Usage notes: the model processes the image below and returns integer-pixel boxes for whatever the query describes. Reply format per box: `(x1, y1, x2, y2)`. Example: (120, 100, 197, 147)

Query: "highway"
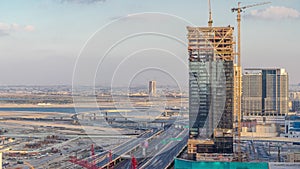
(57, 130, 160, 169)
(114, 126, 188, 169)
(139, 128, 188, 169)
(54, 122, 189, 169)
(94, 129, 162, 168)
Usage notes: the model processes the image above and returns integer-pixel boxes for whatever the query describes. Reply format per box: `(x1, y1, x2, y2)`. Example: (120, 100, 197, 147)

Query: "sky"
(0, 0, 299, 86)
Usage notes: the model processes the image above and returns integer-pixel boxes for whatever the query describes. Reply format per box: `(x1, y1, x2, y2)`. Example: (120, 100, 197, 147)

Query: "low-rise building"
(281, 115, 300, 138)
(241, 123, 278, 138)
(287, 152, 300, 162)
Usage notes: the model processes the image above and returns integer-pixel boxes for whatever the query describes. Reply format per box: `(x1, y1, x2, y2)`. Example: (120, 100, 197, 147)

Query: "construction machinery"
(231, 1, 271, 162)
(130, 155, 137, 169)
(69, 144, 98, 169)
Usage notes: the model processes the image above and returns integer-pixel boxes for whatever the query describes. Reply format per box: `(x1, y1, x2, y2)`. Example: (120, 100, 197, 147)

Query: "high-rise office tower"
(243, 68, 289, 117)
(187, 26, 235, 159)
(149, 81, 156, 96)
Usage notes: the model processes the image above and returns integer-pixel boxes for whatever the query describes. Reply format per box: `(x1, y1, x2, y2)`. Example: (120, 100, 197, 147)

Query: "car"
(17, 160, 23, 164)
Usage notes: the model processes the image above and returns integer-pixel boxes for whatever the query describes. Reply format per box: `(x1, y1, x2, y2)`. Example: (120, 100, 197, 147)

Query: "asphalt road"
(96, 129, 161, 167)
(139, 129, 188, 169)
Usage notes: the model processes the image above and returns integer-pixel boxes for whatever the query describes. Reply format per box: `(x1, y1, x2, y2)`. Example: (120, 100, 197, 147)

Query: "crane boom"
(242, 2, 271, 10)
(232, 2, 271, 12)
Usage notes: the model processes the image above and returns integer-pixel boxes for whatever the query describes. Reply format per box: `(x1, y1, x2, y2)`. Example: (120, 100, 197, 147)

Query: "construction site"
(0, 89, 189, 169)
(186, 0, 275, 163)
(1, 1, 300, 169)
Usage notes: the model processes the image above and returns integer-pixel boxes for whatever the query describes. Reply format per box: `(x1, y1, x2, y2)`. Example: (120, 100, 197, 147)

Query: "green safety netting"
(174, 159, 269, 169)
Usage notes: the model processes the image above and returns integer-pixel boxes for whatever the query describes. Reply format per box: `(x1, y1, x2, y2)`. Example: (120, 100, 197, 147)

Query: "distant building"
(149, 81, 156, 96)
(242, 68, 289, 118)
(289, 91, 300, 113)
(290, 92, 300, 100)
(291, 100, 300, 112)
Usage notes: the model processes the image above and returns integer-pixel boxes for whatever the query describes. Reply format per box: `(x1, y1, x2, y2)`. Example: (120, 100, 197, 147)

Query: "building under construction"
(187, 25, 235, 160)
(186, 0, 273, 162)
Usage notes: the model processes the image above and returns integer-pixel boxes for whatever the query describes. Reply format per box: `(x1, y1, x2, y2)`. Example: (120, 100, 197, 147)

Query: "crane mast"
(231, 1, 271, 162)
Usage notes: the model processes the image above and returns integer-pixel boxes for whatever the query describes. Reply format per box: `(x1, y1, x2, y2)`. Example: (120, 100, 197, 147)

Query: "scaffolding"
(187, 26, 235, 62)
(187, 26, 235, 159)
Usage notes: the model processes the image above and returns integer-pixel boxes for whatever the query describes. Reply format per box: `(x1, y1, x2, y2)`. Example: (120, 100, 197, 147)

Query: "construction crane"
(130, 155, 138, 169)
(91, 144, 96, 167)
(231, 1, 271, 162)
(69, 144, 98, 169)
(232, 1, 271, 66)
(108, 150, 113, 169)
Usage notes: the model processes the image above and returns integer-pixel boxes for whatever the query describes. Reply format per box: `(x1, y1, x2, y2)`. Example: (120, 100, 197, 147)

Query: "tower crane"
(231, 1, 271, 162)
(232, 1, 271, 67)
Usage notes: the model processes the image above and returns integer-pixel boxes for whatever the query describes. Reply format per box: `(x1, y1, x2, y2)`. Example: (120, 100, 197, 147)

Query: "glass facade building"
(187, 26, 235, 157)
(243, 68, 289, 117)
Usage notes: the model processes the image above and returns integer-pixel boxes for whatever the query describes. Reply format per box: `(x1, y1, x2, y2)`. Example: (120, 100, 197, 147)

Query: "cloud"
(60, 0, 106, 4)
(24, 25, 35, 32)
(109, 13, 178, 22)
(247, 6, 300, 20)
(0, 22, 35, 36)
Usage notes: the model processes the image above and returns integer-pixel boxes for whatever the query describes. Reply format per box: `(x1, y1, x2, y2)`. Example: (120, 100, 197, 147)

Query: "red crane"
(69, 144, 98, 169)
(69, 156, 98, 169)
(91, 144, 96, 167)
(91, 144, 95, 156)
(130, 155, 138, 169)
(108, 150, 114, 169)
(69, 147, 121, 169)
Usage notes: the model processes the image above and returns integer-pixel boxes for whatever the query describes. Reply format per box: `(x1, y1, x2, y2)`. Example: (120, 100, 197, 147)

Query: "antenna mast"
(208, 0, 213, 27)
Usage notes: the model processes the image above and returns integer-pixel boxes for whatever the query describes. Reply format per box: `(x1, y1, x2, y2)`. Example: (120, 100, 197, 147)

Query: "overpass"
(241, 137, 300, 144)
(139, 129, 188, 169)
(96, 129, 163, 168)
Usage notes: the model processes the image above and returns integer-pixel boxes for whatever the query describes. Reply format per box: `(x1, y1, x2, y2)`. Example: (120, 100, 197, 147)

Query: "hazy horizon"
(1, 0, 299, 86)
